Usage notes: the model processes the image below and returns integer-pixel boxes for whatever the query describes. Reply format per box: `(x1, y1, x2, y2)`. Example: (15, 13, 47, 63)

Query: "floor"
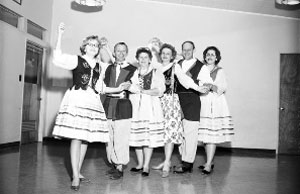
(0, 139, 299, 194)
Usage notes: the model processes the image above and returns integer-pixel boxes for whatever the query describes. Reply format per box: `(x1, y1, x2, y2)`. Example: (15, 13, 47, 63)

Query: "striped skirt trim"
(130, 120, 164, 148)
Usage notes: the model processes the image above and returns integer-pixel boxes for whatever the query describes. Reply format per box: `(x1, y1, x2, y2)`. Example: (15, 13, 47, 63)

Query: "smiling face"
(205, 49, 217, 65)
(160, 47, 173, 64)
(182, 42, 194, 60)
(114, 44, 128, 63)
(85, 39, 100, 57)
(138, 52, 151, 68)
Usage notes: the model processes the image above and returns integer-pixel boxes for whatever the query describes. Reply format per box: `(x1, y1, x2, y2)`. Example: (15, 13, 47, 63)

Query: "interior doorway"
(278, 54, 300, 154)
(21, 41, 43, 144)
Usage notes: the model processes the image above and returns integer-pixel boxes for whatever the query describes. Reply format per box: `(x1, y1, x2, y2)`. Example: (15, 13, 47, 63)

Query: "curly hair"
(135, 47, 153, 60)
(159, 43, 177, 63)
(203, 46, 221, 65)
(79, 35, 101, 57)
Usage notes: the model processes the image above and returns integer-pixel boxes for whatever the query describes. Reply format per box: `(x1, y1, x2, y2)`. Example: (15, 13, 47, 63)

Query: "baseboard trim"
(0, 141, 20, 153)
(1, 138, 277, 157)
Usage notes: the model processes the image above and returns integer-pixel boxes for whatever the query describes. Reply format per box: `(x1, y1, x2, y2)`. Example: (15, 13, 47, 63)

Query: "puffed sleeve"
(52, 49, 78, 70)
(197, 65, 213, 85)
(128, 70, 141, 94)
(152, 68, 166, 96)
(174, 63, 199, 90)
(214, 69, 227, 95)
(95, 70, 107, 94)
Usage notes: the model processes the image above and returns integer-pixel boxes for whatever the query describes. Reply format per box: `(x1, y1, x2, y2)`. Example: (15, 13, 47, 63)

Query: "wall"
(0, 0, 53, 144)
(46, 0, 299, 150)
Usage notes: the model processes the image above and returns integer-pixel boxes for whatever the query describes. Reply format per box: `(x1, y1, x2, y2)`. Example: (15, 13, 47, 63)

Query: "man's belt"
(107, 91, 127, 99)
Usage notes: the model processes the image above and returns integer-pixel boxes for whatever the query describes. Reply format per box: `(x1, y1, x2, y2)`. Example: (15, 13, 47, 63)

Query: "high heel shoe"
(130, 167, 143, 173)
(173, 162, 193, 174)
(71, 178, 80, 191)
(71, 185, 80, 191)
(161, 162, 171, 178)
(151, 163, 164, 170)
(198, 164, 214, 170)
(141, 168, 150, 177)
(201, 164, 214, 175)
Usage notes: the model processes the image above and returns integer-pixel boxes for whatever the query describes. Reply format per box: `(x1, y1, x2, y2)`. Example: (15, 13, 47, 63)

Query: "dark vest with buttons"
(103, 63, 137, 120)
(72, 56, 100, 94)
(175, 59, 204, 121)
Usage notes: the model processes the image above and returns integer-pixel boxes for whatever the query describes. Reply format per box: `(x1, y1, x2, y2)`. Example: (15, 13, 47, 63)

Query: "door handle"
(280, 107, 285, 111)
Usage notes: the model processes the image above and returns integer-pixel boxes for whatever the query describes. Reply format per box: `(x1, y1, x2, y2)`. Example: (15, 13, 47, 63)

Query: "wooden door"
(21, 41, 43, 144)
(279, 54, 300, 154)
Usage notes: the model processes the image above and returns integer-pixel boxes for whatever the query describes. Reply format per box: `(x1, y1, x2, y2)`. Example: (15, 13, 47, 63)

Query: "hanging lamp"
(74, 0, 106, 7)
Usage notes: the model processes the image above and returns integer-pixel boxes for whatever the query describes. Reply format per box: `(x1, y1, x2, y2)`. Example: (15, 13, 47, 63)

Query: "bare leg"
(70, 139, 81, 186)
(204, 143, 216, 171)
(163, 142, 173, 170)
(135, 147, 144, 169)
(78, 142, 88, 178)
(143, 147, 153, 172)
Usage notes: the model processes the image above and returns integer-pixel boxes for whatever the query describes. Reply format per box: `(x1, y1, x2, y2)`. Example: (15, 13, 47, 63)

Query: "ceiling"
(140, 0, 300, 19)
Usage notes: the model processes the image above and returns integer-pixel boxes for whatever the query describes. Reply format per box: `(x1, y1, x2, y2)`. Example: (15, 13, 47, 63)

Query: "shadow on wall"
(70, 1, 104, 13)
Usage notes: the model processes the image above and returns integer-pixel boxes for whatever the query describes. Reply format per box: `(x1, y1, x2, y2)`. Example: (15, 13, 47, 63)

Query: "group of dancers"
(51, 23, 234, 191)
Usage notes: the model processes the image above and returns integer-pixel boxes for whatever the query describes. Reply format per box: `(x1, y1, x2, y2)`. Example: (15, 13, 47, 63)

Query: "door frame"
(278, 53, 300, 155)
(22, 39, 47, 143)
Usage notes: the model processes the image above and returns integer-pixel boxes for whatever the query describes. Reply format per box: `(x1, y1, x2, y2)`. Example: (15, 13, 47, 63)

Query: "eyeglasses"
(87, 43, 99, 48)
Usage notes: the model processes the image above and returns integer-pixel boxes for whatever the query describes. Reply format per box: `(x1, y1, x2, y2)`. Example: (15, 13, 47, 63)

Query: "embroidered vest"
(139, 70, 153, 90)
(72, 56, 100, 93)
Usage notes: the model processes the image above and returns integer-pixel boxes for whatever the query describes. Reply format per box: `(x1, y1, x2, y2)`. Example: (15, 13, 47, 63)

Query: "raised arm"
(99, 37, 114, 64)
(52, 22, 78, 70)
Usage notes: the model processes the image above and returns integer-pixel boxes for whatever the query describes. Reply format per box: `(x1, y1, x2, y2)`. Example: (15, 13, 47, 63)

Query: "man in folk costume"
(173, 41, 212, 173)
(103, 42, 137, 179)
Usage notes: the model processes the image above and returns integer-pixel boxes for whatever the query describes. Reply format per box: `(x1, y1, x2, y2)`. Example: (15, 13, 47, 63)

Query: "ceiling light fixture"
(276, 0, 300, 5)
(74, 0, 106, 7)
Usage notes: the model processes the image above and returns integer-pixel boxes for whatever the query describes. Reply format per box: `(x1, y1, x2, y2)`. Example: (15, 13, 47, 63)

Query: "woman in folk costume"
(151, 43, 201, 177)
(52, 23, 127, 191)
(198, 46, 234, 175)
(129, 47, 166, 177)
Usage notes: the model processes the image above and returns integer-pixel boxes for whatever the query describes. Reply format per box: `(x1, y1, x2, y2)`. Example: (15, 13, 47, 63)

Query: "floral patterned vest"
(72, 56, 100, 93)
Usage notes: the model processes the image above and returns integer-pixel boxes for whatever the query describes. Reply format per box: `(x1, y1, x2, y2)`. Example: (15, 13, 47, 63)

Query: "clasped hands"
(118, 81, 131, 91)
(198, 83, 218, 93)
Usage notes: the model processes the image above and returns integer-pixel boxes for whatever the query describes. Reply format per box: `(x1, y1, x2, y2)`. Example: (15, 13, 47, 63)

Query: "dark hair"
(114, 42, 128, 53)
(79, 35, 101, 57)
(135, 47, 153, 60)
(181, 40, 195, 50)
(203, 46, 222, 65)
(159, 43, 177, 63)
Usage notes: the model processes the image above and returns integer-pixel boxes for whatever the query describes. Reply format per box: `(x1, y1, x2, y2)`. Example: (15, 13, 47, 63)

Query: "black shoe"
(202, 169, 212, 175)
(173, 162, 193, 174)
(130, 167, 143, 173)
(70, 179, 80, 191)
(106, 167, 118, 175)
(70, 185, 80, 191)
(198, 164, 214, 170)
(109, 170, 123, 180)
(141, 169, 149, 177)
